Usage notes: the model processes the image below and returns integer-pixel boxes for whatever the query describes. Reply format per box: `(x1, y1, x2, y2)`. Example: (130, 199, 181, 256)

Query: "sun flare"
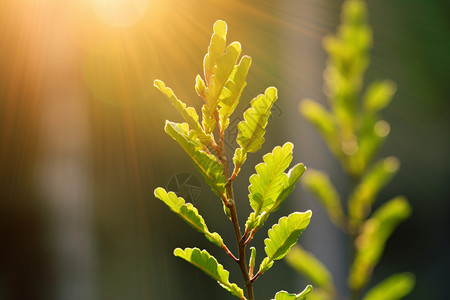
(92, 0, 149, 27)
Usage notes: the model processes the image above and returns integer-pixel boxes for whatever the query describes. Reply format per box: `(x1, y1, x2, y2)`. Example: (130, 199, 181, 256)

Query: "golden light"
(92, 0, 150, 28)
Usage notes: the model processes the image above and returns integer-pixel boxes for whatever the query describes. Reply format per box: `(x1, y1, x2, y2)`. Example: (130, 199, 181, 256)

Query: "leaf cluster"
(154, 20, 312, 300)
(287, 1, 415, 299)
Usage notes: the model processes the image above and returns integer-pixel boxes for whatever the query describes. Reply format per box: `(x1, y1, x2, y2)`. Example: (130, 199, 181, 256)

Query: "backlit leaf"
(273, 285, 313, 300)
(174, 248, 245, 299)
(219, 55, 252, 130)
(201, 20, 242, 134)
(236, 87, 278, 154)
(154, 188, 223, 246)
(301, 169, 346, 230)
(249, 143, 294, 214)
(349, 196, 412, 289)
(165, 121, 226, 197)
(363, 80, 397, 114)
(259, 212, 312, 274)
(363, 272, 415, 300)
(348, 156, 400, 226)
(245, 144, 305, 232)
(154, 79, 210, 143)
(285, 245, 334, 291)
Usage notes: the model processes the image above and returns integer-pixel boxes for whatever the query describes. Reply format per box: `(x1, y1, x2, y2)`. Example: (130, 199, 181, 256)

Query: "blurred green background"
(0, 0, 448, 299)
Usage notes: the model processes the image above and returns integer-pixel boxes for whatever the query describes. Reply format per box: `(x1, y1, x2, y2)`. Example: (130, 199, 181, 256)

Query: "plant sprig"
(286, 1, 415, 300)
(154, 20, 312, 300)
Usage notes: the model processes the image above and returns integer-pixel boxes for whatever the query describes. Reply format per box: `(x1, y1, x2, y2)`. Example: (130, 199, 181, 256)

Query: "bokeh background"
(1, 0, 449, 299)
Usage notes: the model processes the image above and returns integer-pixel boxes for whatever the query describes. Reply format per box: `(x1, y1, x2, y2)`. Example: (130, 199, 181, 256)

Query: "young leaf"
(204, 20, 227, 84)
(164, 121, 226, 198)
(249, 142, 295, 214)
(174, 248, 245, 299)
(273, 285, 313, 300)
(259, 211, 312, 274)
(219, 55, 252, 131)
(246, 162, 306, 232)
(236, 87, 278, 155)
(285, 245, 334, 291)
(349, 196, 412, 289)
(348, 156, 400, 226)
(201, 20, 243, 134)
(301, 169, 346, 230)
(154, 80, 203, 134)
(363, 272, 415, 300)
(363, 80, 397, 114)
(300, 99, 337, 150)
(154, 188, 223, 247)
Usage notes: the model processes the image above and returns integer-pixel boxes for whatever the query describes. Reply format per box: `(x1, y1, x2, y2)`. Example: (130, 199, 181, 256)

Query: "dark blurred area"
(0, 0, 449, 299)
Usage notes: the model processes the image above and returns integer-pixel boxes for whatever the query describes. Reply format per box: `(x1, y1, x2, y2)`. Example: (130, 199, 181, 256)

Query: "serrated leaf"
(285, 245, 334, 290)
(259, 211, 312, 274)
(174, 248, 245, 299)
(348, 156, 400, 226)
(301, 169, 346, 230)
(249, 143, 294, 214)
(267, 163, 306, 214)
(218, 55, 252, 130)
(349, 196, 412, 289)
(154, 80, 207, 138)
(164, 121, 226, 197)
(363, 272, 415, 300)
(245, 143, 305, 232)
(236, 87, 278, 153)
(232, 147, 247, 173)
(201, 20, 242, 134)
(246, 166, 306, 232)
(204, 20, 227, 84)
(273, 285, 313, 300)
(154, 188, 223, 246)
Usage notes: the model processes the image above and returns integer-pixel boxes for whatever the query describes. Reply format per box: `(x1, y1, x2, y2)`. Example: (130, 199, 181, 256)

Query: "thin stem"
(216, 123, 255, 300)
(222, 243, 238, 262)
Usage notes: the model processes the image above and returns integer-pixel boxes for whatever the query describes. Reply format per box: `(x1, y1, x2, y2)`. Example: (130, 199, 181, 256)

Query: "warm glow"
(92, 0, 149, 27)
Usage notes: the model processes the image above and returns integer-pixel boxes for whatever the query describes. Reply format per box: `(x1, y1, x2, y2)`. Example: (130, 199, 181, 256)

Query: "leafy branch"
(154, 20, 312, 300)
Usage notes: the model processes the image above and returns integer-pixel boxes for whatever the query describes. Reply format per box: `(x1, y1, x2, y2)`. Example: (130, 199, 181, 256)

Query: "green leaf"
(154, 79, 210, 143)
(273, 285, 313, 300)
(348, 156, 400, 226)
(363, 80, 397, 114)
(174, 248, 245, 299)
(245, 144, 306, 232)
(259, 211, 312, 274)
(249, 247, 256, 273)
(204, 20, 227, 84)
(236, 87, 278, 154)
(249, 143, 294, 214)
(301, 169, 346, 230)
(201, 20, 242, 134)
(154, 188, 223, 246)
(349, 196, 412, 289)
(300, 99, 337, 147)
(304, 289, 332, 300)
(219, 55, 252, 130)
(164, 121, 226, 197)
(363, 273, 415, 300)
(285, 245, 334, 291)
(232, 147, 247, 174)
(247, 165, 306, 232)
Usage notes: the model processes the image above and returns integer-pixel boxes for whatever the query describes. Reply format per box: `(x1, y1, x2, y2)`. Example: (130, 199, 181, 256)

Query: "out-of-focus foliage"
(289, 0, 414, 299)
